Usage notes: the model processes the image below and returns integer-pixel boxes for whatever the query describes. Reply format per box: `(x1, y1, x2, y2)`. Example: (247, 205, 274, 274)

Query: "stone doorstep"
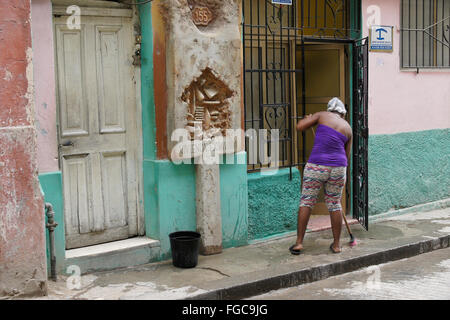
(186, 234, 450, 300)
(64, 237, 160, 275)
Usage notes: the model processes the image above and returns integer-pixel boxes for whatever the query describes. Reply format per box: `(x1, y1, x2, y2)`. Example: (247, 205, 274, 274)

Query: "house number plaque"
(192, 6, 213, 26)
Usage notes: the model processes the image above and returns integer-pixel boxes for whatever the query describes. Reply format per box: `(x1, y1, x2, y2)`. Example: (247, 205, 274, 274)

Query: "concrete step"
(65, 237, 160, 275)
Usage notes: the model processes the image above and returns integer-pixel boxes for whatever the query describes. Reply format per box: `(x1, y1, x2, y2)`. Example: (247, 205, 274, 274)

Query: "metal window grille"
(401, 0, 450, 69)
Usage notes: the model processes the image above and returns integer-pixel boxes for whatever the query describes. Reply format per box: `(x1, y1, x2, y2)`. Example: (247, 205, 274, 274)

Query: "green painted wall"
(39, 172, 65, 274)
(220, 152, 249, 248)
(145, 153, 249, 260)
(144, 160, 197, 260)
(368, 129, 450, 216)
(247, 168, 301, 240)
(139, 1, 157, 161)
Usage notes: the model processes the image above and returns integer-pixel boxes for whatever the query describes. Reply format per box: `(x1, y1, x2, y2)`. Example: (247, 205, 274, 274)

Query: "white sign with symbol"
(271, 0, 293, 5)
(369, 25, 394, 52)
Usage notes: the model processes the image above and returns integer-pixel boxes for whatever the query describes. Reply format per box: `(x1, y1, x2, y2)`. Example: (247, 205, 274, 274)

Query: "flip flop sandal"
(329, 244, 341, 254)
(289, 245, 303, 255)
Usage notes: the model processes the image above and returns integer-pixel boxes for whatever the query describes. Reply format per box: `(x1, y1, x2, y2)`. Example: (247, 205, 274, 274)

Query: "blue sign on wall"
(272, 0, 293, 5)
(369, 25, 394, 52)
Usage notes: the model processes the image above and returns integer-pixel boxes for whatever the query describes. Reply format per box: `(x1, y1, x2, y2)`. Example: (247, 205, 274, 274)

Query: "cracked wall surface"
(162, 0, 243, 159)
(0, 0, 47, 298)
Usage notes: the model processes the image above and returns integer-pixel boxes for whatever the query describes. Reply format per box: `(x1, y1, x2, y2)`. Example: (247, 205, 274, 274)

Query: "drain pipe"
(45, 203, 58, 281)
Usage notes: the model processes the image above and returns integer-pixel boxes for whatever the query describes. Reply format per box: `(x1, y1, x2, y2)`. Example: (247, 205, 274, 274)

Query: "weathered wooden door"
(54, 9, 142, 249)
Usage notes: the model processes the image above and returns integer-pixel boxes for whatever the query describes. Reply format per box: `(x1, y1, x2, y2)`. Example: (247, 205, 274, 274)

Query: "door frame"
(51, 0, 145, 248)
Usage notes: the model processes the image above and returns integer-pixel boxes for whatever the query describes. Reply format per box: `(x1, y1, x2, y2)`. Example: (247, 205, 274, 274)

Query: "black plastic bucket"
(169, 231, 201, 268)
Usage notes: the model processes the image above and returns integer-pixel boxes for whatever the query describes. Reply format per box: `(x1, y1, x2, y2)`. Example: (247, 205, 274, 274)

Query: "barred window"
(401, 0, 450, 68)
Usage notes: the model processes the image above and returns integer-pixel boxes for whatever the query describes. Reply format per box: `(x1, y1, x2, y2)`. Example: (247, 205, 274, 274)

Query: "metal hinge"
(133, 34, 142, 66)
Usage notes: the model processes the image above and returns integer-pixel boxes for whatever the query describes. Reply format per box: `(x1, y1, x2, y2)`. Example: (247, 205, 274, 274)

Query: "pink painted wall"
(31, 0, 59, 173)
(362, 0, 450, 135)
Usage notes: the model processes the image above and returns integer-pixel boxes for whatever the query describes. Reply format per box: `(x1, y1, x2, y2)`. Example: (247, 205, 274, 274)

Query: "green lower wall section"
(39, 172, 66, 274)
(247, 168, 301, 240)
(38, 130, 449, 269)
(220, 152, 249, 248)
(144, 159, 197, 260)
(246, 128, 450, 239)
(144, 152, 249, 260)
(368, 129, 450, 216)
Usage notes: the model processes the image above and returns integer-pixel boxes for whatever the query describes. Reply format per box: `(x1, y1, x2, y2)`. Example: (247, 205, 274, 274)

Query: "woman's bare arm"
(345, 134, 353, 161)
(296, 113, 320, 131)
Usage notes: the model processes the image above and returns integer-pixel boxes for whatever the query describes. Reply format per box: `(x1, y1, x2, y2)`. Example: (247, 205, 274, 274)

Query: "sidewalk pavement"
(33, 207, 450, 300)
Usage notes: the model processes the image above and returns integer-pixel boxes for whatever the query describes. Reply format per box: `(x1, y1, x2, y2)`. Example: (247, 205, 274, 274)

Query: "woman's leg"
(324, 166, 347, 253)
(292, 163, 326, 251)
(293, 206, 312, 250)
(329, 211, 342, 252)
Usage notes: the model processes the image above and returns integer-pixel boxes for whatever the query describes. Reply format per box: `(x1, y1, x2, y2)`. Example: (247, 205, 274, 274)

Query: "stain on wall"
(0, 0, 47, 297)
(161, 0, 243, 158)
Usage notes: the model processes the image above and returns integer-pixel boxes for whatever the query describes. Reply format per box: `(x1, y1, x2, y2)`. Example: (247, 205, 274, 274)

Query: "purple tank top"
(308, 124, 349, 167)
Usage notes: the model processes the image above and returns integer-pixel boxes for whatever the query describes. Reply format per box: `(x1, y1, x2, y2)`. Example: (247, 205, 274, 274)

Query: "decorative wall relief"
(181, 68, 234, 140)
(164, 0, 242, 161)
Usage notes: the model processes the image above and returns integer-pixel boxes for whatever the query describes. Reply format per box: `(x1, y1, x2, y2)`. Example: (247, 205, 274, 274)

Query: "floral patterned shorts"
(300, 162, 347, 212)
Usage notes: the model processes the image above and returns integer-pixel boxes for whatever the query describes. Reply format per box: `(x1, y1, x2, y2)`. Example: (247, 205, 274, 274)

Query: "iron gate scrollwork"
(352, 37, 369, 230)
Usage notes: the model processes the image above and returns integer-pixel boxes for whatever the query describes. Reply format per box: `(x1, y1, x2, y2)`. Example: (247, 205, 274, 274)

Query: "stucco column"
(196, 163, 222, 254)
(0, 0, 47, 297)
(163, 0, 243, 255)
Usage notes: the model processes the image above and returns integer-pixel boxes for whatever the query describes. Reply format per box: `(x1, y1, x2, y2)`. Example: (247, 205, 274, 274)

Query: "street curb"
(370, 198, 450, 222)
(185, 234, 450, 300)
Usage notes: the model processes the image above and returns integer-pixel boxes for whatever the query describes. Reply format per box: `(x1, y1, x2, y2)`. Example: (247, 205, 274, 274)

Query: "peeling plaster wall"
(162, 0, 243, 156)
(0, 0, 48, 297)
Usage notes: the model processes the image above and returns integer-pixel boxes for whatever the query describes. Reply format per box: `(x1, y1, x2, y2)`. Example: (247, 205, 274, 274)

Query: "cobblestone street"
(249, 247, 450, 300)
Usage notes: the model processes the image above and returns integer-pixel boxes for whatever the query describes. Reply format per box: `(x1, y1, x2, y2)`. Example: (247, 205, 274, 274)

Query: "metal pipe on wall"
(45, 203, 58, 281)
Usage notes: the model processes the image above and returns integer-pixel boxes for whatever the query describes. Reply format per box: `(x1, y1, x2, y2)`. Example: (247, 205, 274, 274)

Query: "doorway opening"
(242, 0, 368, 229)
(296, 43, 348, 215)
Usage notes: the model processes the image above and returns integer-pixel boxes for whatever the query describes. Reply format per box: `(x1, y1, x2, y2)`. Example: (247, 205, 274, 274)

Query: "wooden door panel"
(96, 25, 126, 134)
(55, 25, 89, 137)
(101, 152, 128, 229)
(62, 155, 91, 236)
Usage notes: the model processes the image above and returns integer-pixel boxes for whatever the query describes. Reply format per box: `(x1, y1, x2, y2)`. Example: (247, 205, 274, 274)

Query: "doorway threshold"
(65, 237, 160, 275)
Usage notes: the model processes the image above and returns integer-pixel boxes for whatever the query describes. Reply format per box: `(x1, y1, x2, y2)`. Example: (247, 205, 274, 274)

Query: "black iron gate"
(242, 0, 368, 227)
(352, 37, 369, 230)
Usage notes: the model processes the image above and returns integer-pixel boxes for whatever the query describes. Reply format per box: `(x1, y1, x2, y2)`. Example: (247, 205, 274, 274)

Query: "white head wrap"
(327, 97, 346, 115)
